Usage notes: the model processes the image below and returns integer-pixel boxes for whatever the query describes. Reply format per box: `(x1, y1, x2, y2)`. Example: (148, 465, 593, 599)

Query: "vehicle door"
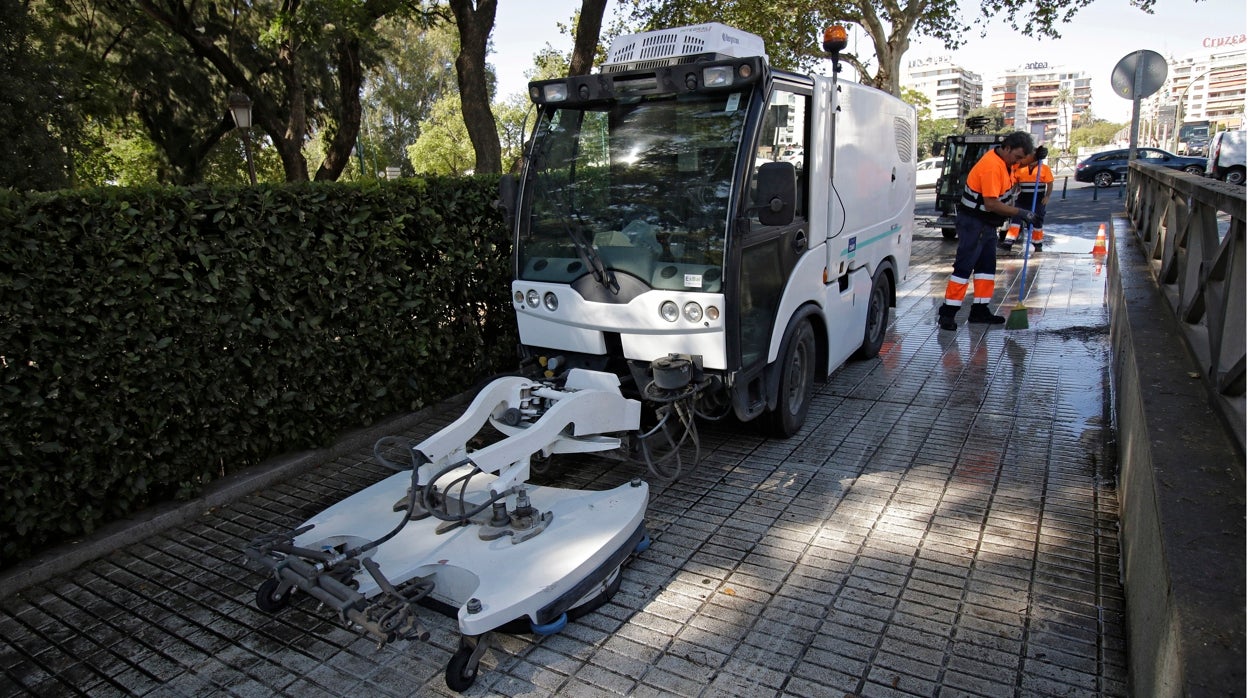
(732, 81, 810, 371)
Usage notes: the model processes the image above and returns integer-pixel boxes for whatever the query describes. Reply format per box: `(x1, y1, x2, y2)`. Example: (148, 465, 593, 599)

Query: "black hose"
(420, 458, 512, 523)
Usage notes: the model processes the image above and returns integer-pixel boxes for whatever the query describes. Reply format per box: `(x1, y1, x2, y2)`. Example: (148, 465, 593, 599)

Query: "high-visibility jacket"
(1013, 163, 1054, 196)
(959, 148, 1018, 221)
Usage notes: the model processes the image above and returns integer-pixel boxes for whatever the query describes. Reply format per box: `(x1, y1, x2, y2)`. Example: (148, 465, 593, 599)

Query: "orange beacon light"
(823, 25, 848, 55)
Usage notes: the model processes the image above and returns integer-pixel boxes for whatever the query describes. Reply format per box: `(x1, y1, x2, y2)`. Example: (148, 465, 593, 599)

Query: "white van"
(1206, 131, 1246, 185)
(916, 156, 943, 188)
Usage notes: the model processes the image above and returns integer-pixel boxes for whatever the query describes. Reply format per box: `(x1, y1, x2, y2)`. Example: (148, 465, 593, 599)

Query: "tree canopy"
(626, 0, 1165, 95)
(4, 0, 1167, 190)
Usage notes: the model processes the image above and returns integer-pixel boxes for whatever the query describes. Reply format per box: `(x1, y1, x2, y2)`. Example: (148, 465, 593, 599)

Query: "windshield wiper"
(565, 219, 619, 294)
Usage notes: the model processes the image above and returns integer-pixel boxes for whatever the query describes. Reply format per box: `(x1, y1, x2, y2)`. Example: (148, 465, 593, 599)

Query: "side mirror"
(497, 174, 518, 228)
(756, 161, 795, 226)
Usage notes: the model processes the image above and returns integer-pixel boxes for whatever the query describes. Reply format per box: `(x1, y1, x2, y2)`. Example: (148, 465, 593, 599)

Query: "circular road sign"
(1111, 50, 1168, 100)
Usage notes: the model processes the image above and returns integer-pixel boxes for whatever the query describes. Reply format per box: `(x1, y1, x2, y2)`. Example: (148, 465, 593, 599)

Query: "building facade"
(901, 56, 984, 122)
(1145, 47, 1246, 150)
(988, 64, 1093, 149)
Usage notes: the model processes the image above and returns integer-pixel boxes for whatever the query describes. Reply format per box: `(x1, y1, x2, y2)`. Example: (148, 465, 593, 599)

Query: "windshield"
(518, 90, 750, 293)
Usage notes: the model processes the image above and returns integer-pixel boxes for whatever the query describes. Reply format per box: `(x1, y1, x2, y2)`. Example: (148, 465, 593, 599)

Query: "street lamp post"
(228, 92, 258, 185)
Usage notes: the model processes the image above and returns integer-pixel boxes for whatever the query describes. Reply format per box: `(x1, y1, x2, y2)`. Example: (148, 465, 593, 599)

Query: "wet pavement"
(0, 195, 1127, 697)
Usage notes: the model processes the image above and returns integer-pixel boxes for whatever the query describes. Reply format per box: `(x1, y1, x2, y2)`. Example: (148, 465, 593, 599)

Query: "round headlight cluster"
(517, 288, 559, 312)
(658, 300, 718, 325)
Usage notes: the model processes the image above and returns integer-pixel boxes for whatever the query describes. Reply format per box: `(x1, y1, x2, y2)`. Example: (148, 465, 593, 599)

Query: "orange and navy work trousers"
(944, 210, 1001, 308)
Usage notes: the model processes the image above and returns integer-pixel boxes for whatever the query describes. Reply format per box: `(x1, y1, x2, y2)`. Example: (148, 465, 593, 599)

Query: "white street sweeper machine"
(245, 23, 915, 692)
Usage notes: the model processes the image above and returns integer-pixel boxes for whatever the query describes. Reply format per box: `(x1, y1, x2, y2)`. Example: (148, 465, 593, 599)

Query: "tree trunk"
(314, 36, 365, 181)
(276, 9, 311, 182)
(568, 0, 608, 77)
(448, 0, 501, 175)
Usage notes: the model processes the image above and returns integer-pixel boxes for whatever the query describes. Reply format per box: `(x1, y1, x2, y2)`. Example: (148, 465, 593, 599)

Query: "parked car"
(778, 146, 804, 169)
(1074, 148, 1207, 188)
(1205, 131, 1246, 185)
(916, 156, 943, 188)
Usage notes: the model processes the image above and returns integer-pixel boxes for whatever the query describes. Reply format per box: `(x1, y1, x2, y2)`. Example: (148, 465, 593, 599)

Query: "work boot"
(967, 303, 1005, 325)
(937, 303, 958, 331)
(1033, 242, 1043, 253)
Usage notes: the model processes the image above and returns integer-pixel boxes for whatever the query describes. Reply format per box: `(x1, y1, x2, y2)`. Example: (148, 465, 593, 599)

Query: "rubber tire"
(255, 578, 291, 613)
(1224, 167, 1245, 186)
(767, 321, 816, 438)
(855, 271, 890, 360)
(941, 227, 956, 240)
(445, 646, 478, 692)
(1093, 171, 1115, 188)
(1183, 165, 1204, 175)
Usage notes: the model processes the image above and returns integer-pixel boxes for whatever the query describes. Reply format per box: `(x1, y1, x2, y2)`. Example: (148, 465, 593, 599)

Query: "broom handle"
(1017, 161, 1044, 304)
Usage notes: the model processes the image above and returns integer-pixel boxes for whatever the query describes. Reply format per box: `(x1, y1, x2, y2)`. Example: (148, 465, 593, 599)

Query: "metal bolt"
(466, 598, 482, 614)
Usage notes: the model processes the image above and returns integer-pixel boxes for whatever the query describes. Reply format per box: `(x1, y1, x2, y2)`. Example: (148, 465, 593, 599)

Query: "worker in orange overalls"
(937, 132, 1036, 331)
(1001, 146, 1053, 253)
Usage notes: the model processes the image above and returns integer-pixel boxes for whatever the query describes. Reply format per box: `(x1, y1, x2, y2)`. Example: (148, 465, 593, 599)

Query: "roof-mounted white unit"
(602, 22, 767, 73)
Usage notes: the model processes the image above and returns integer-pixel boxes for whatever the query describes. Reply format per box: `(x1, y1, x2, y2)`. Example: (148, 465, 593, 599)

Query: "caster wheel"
(634, 533, 651, 554)
(445, 646, 479, 692)
(255, 578, 291, 613)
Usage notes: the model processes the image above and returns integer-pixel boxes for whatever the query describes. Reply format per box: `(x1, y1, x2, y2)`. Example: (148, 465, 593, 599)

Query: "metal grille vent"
(894, 117, 914, 163)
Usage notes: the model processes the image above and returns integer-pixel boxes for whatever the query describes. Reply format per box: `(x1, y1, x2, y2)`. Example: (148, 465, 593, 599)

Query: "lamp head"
(228, 92, 253, 129)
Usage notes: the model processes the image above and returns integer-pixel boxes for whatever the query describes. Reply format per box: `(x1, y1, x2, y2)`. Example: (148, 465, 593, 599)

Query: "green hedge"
(0, 177, 517, 567)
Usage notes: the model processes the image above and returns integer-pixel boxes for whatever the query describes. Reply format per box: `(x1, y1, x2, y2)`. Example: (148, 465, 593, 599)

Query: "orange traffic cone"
(1091, 224, 1108, 255)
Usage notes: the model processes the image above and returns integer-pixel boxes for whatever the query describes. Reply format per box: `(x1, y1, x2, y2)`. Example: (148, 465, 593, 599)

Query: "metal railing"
(1126, 162, 1245, 452)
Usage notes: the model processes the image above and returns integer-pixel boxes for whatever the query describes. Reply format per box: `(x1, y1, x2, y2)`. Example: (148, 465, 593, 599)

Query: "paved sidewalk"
(0, 209, 1126, 697)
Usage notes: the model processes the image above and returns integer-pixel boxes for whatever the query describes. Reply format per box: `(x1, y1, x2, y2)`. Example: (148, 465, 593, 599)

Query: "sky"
(490, 0, 1247, 124)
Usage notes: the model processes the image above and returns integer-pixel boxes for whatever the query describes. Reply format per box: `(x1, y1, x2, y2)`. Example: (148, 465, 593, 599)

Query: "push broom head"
(1005, 302, 1029, 329)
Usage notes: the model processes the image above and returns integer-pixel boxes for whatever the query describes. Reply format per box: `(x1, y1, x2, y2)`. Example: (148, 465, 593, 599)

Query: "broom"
(1006, 161, 1044, 330)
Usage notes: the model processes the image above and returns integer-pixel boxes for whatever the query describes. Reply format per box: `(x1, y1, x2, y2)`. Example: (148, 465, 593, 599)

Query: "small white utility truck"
(501, 22, 917, 438)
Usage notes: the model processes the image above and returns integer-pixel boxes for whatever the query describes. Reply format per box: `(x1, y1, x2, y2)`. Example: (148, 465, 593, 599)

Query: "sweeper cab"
(244, 23, 916, 693)
(499, 22, 916, 438)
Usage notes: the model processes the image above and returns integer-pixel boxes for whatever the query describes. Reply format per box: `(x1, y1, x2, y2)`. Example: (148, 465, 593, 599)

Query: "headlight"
(514, 291, 524, 304)
(703, 66, 734, 88)
(683, 302, 703, 323)
(543, 292, 559, 311)
(526, 290, 540, 308)
(706, 306, 720, 321)
(542, 83, 568, 102)
(659, 301, 680, 322)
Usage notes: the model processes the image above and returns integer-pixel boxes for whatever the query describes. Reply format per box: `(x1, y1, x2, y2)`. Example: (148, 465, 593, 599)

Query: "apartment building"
(1146, 47, 1246, 144)
(901, 56, 984, 122)
(988, 64, 1093, 149)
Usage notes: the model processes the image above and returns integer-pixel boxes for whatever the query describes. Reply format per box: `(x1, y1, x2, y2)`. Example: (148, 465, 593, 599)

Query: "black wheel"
(941, 227, 956, 240)
(255, 578, 291, 613)
(855, 270, 891, 360)
(1224, 168, 1245, 185)
(767, 321, 815, 438)
(445, 646, 478, 692)
(1182, 165, 1204, 175)
(1093, 171, 1115, 188)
